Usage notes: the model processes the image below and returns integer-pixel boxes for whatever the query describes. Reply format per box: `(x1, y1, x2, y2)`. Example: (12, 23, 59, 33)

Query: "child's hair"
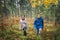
(21, 14, 25, 17)
(37, 12, 42, 15)
(37, 13, 40, 14)
(37, 12, 40, 16)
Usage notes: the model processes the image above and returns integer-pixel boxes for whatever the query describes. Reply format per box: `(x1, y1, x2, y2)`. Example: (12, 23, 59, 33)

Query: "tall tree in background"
(18, 0, 32, 17)
(0, 0, 10, 33)
(8, 0, 16, 17)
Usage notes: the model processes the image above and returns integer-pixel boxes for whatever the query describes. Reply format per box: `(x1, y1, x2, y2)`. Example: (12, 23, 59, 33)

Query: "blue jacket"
(34, 17, 44, 29)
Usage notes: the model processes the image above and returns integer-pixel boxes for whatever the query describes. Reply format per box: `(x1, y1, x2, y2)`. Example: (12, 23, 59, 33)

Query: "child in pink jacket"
(20, 15, 28, 36)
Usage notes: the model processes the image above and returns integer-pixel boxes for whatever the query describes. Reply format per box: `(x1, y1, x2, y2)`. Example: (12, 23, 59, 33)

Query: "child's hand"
(22, 24, 26, 27)
(42, 28, 45, 33)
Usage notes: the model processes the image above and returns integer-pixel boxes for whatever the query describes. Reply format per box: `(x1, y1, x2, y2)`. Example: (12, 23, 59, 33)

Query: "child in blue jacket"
(34, 13, 44, 35)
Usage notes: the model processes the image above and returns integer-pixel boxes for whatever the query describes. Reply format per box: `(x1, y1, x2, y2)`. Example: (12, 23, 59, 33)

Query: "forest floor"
(0, 17, 57, 40)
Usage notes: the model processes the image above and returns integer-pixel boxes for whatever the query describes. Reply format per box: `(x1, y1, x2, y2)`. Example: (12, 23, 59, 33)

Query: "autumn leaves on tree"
(30, 0, 58, 8)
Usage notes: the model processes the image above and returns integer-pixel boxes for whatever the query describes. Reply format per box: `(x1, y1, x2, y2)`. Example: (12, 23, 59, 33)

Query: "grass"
(0, 18, 57, 40)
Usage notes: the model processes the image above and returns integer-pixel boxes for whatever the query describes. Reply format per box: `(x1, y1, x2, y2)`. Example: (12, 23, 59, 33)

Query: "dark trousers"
(23, 30, 27, 36)
(23, 27, 27, 36)
(37, 28, 39, 35)
(37, 28, 42, 35)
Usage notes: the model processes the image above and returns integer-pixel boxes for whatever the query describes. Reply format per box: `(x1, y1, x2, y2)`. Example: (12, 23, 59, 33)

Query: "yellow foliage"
(52, 0, 58, 5)
(31, 2, 38, 8)
(38, 1, 41, 5)
(42, 0, 50, 8)
(30, 0, 58, 8)
(43, 0, 50, 5)
(30, 0, 37, 3)
(47, 0, 52, 3)
(30, 0, 39, 8)
(45, 5, 49, 9)
(34, 0, 37, 1)
(30, 0, 33, 3)
(43, 0, 58, 5)
(42, 0, 58, 8)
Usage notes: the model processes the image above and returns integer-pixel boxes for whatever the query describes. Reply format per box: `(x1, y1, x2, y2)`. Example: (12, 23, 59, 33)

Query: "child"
(34, 13, 44, 35)
(20, 15, 28, 36)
